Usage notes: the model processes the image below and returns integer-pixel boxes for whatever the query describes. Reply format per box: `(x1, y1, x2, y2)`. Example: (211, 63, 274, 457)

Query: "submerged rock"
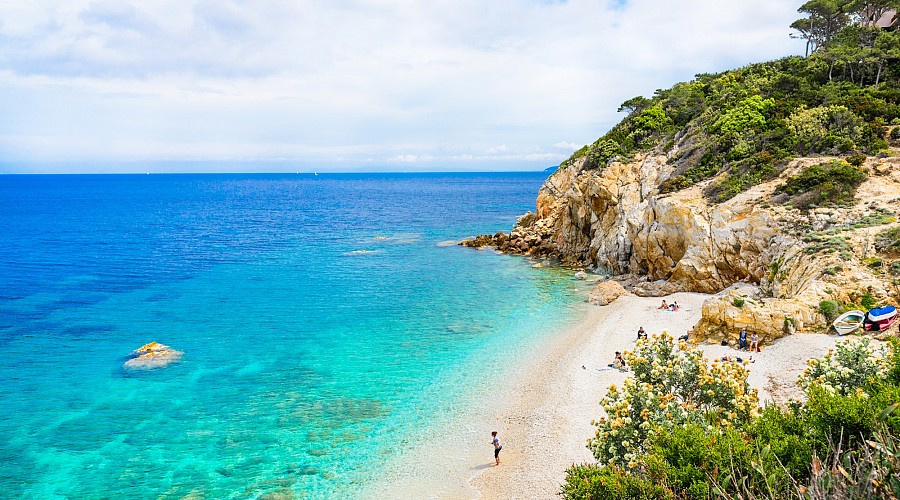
(124, 342, 183, 369)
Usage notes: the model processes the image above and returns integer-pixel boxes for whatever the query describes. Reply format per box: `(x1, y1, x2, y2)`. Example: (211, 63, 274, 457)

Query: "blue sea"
(0, 173, 589, 499)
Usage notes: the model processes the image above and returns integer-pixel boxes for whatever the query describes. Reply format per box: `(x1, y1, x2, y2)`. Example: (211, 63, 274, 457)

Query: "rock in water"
(124, 342, 183, 369)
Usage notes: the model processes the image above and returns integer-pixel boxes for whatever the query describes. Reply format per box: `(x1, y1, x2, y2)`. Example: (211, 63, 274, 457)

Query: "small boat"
(833, 310, 866, 335)
(864, 305, 898, 332)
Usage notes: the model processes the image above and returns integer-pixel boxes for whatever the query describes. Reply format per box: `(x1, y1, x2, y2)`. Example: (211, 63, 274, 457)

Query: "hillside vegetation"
(559, 3, 900, 499)
(565, 1, 900, 203)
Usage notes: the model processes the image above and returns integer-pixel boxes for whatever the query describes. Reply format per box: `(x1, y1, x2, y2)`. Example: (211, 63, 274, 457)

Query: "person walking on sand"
(491, 431, 502, 465)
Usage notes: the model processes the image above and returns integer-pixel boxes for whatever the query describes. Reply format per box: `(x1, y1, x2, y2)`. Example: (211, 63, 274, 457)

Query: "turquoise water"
(0, 173, 587, 498)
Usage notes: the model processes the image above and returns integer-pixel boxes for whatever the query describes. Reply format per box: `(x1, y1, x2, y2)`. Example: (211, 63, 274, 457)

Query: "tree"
(617, 96, 650, 115)
(792, 0, 854, 56)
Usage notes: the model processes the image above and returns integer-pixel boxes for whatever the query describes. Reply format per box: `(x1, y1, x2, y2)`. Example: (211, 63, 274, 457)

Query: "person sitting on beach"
(677, 329, 690, 342)
(670, 301, 679, 312)
(609, 351, 627, 371)
(636, 326, 647, 341)
(659, 300, 669, 310)
(738, 328, 747, 350)
(750, 333, 760, 352)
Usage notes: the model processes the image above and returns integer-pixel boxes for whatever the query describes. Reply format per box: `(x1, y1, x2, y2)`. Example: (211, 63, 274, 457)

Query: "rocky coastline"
(463, 150, 900, 344)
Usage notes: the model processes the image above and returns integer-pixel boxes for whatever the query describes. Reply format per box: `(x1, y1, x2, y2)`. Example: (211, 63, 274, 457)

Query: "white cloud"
(553, 141, 579, 150)
(0, 0, 806, 172)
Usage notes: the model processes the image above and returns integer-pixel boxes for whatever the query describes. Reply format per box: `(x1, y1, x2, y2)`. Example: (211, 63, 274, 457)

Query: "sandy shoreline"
(469, 292, 841, 500)
(365, 291, 842, 499)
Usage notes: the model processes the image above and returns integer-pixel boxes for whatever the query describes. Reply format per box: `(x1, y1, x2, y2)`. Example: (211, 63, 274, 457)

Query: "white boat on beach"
(832, 310, 865, 335)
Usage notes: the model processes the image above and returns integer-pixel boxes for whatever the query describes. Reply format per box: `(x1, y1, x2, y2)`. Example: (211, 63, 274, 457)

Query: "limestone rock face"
(691, 285, 823, 345)
(588, 280, 630, 306)
(461, 152, 900, 341)
(124, 342, 183, 369)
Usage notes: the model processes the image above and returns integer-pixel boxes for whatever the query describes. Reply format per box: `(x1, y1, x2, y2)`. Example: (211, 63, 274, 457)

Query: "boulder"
(124, 342, 183, 370)
(588, 280, 629, 306)
(691, 286, 822, 344)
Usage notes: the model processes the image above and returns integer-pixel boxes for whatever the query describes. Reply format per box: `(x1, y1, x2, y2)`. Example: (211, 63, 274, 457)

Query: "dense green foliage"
(564, 337, 900, 499)
(563, 1, 900, 202)
(561, 464, 674, 500)
(775, 160, 868, 209)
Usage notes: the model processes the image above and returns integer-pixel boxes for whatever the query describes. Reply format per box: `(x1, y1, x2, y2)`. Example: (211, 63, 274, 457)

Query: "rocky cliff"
(463, 150, 900, 343)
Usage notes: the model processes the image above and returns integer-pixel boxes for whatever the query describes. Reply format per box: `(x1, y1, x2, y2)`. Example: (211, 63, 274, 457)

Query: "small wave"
(367, 234, 422, 245)
(435, 240, 460, 247)
(343, 249, 383, 256)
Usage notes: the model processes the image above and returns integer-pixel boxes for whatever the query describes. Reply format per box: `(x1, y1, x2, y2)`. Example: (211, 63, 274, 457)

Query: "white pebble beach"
(365, 292, 843, 499)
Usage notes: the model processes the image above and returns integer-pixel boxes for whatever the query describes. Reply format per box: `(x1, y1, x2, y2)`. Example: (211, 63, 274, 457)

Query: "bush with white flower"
(799, 337, 893, 397)
(588, 332, 759, 467)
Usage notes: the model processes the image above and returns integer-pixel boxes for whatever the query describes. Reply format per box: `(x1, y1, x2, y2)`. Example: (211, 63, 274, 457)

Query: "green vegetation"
(733, 297, 745, 308)
(861, 290, 878, 309)
(803, 232, 852, 255)
(819, 299, 842, 321)
(876, 225, 900, 253)
(564, 336, 900, 499)
(774, 160, 867, 209)
(562, 1, 900, 202)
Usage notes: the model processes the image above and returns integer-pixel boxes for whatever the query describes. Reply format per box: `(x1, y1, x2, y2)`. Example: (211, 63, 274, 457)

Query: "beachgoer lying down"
(721, 355, 754, 363)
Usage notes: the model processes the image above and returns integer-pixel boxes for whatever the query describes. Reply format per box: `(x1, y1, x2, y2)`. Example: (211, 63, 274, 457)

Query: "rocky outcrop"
(124, 342, 183, 369)
(588, 280, 630, 306)
(462, 151, 900, 342)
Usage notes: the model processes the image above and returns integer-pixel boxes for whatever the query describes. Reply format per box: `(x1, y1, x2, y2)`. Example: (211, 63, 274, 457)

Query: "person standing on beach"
(491, 431, 502, 465)
(739, 328, 747, 350)
(750, 332, 760, 352)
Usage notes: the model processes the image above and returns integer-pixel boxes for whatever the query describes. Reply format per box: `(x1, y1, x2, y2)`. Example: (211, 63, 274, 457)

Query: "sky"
(0, 0, 806, 173)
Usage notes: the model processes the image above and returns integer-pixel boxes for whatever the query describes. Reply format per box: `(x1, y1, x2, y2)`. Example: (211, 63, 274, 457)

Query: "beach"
(363, 290, 843, 499)
(467, 292, 841, 500)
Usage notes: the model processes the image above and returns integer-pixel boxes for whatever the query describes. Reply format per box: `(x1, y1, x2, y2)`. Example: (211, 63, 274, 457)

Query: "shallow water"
(0, 173, 588, 498)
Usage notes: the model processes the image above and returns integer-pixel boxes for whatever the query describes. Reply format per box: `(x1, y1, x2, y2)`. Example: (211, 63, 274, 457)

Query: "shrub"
(561, 464, 673, 500)
(887, 337, 900, 386)
(583, 138, 622, 170)
(733, 297, 745, 308)
(861, 291, 877, 310)
(806, 422, 900, 500)
(712, 95, 775, 135)
(818, 300, 842, 321)
(806, 389, 879, 450)
(799, 337, 893, 397)
(644, 424, 751, 499)
(846, 154, 867, 166)
(775, 160, 867, 209)
(748, 405, 815, 480)
(786, 105, 864, 155)
(588, 333, 758, 467)
(875, 226, 900, 253)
